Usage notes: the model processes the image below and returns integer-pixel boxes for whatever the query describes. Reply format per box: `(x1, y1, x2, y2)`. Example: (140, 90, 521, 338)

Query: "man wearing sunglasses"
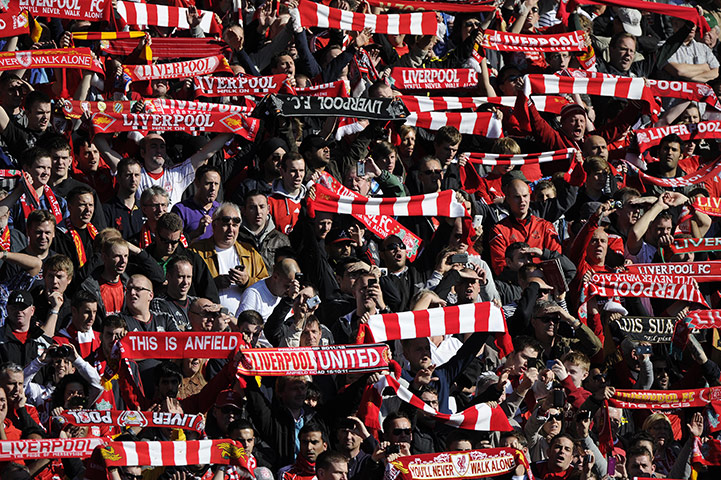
(529, 300, 602, 362)
(378, 235, 426, 312)
(190, 203, 268, 316)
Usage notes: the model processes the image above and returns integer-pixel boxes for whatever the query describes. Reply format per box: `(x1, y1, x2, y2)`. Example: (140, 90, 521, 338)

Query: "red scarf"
(102, 37, 229, 59)
(480, 30, 588, 53)
(122, 55, 233, 83)
(391, 68, 478, 90)
(68, 223, 98, 268)
(0, 48, 104, 75)
(193, 74, 288, 97)
(20, 185, 63, 224)
(11, 0, 112, 22)
(58, 324, 101, 358)
(282, 454, 316, 479)
(0, 10, 29, 36)
(138, 223, 189, 249)
(0, 226, 10, 252)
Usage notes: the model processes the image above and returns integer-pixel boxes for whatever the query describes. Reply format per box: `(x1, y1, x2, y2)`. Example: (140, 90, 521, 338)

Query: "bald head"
(268, 258, 301, 296)
(504, 179, 531, 219)
(583, 135, 608, 161)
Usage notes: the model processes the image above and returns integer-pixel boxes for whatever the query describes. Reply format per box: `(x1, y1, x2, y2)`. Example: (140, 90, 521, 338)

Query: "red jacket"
(489, 214, 562, 275)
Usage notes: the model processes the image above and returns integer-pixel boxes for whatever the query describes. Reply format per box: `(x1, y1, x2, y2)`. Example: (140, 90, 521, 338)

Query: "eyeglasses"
(158, 235, 181, 245)
(392, 428, 412, 435)
(592, 373, 606, 382)
(465, 20, 482, 27)
(383, 243, 406, 252)
(217, 216, 241, 225)
(127, 285, 152, 294)
(421, 169, 442, 175)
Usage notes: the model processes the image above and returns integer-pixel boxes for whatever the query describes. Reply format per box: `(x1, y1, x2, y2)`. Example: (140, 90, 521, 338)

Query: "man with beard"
(172, 165, 221, 243)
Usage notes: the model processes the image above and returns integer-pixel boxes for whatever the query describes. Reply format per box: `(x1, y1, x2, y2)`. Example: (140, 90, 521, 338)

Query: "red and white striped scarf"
(405, 112, 503, 137)
(297, 0, 438, 35)
(400, 95, 570, 114)
(524, 73, 660, 115)
(624, 159, 721, 188)
(480, 30, 588, 52)
(58, 325, 101, 358)
(98, 440, 253, 470)
(116, 1, 222, 34)
(466, 148, 576, 165)
(312, 184, 468, 217)
(365, 0, 496, 12)
(391, 68, 478, 90)
(360, 302, 506, 343)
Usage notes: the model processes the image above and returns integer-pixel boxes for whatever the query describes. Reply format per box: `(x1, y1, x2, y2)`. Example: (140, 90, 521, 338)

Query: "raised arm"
(189, 132, 232, 170)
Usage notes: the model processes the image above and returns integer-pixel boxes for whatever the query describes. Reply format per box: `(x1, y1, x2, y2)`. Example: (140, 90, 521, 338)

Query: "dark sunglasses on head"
(392, 428, 412, 435)
(384, 243, 406, 252)
(217, 216, 241, 225)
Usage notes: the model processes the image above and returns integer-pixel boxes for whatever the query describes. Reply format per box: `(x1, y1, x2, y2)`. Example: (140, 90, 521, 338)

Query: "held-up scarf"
(623, 160, 721, 188)
(317, 172, 422, 261)
(269, 94, 410, 121)
(296, 80, 349, 97)
(388, 448, 529, 480)
(563, 68, 721, 111)
(311, 183, 468, 218)
(524, 74, 660, 114)
(57, 325, 100, 358)
(68, 223, 98, 268)
(0, 437, 110, 461)
(297, 0, 438, 35)
(59, 409, 205, 433)
(466, 148, 576, 165)
(90, 111, 259, 141)
(146, 98, 255, 115)
(365, 0, 496, 12)
(625, 261, 721, 282)
(391, 68, 478, 90)
(609, 386, 721, 409)
(405, 112, 503, 137)
(480, 30, 587, 52)
(670, 237, 721, 254)
(359, 302, 506, 343)
(0, 226, 10, 251)
(694, 197, 721, 216)
(116, 1, 223, 34)
(686, 309, 721, 328)
(102, 38, 230, 59)
(670, 309, 721, 355)
(236, 344, 390, 376)
(122, 55, 232, 83)
(62, 100, 139, 119)
(0, 10, 29, 37)
(635, 121, 721, 152)
(400, 95, 570, 114)
(97, 440, 252, 469)
(119, 332, 241, 359)
(586, 272, 708, 306)
(0, 48, 104, 75)
(15, 0, 111, 22)
(361, 374, 512, 431)
(194, 74, 288, 97)
(72, 31, 145, 40)
(693, 437, 721, 466)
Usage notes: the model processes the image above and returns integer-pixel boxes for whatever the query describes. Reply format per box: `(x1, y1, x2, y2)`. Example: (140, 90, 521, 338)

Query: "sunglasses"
(217, 216, 241, 225)
(465, 20, 482, 27)
(592, 373, 606, 382)
(548, 412, 564, 421)
(221, 406, 241, 415)
(384, 243, 406, 252)
(392, 428, 412, 435)
(158, 236, 181, 245)
(421, 169, 442, 175)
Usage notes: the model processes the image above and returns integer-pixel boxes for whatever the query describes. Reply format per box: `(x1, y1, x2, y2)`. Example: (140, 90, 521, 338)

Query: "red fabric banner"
(635, 122, 721, 152)
(693, 197, 721, 216)
(587, 272, 708, 306)
(687, 309, 721, 328)
(102, 38, 229, 59)
(624, 160, 721, 188)
(296, 80, 348, 97)
(16, 0, 111, 22)
(693, 437, 721, 466)
(60, 410, 205, 433)
(146, 98, 255, 115)
(98, 440, 252, 469)
(0, 437, 109, 461)
(670, 237, 721, 254)
(62, 100, 138, 119)
(365, 0, 496, 12)
(237, 344, 391, 376)
(90, 111, 259, 140)
(318, 172, 422, 261)
(389, 448, 528, 479)
(0, 10, 29, 37)
(123, 55, 232, 83)
(391, 68, 478, 90)
(480, 30, 587, 52)
(120, 332, 243, 359)
(610, 386, 721, 409)
(194, 74, 287, 97)
(0, 48, 104, 74)
(625, 261, 721, 282)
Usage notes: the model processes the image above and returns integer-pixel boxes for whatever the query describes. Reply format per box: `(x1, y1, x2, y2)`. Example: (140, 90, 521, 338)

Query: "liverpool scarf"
(0, 48, 104, 75)
(635, 122, 721, 152)
(297, 0, 438, 35)
(68, 223, 98, 267)
(586, 272, 708, 306)
(122, 55, 232, 83)
(311, 183, 468, 217)
(524, 73, 660, 114)
(405, 112, 503, 137)
(624, 160, 721, 188)
(481, 30, 587, 52)
(116, 1, 222, 34)
(466, 148, 576, 165)
(317, 172, 422, 262)
(16, 0, 111, 22)
(97, 440, 252, 469)
(359, 302, 506, 343)
(102, 37, 229, 59)
(694, 197, 721, 216)
(269, 94, 410, 121)
(296, 80, 348, 97)
(363, 374, 512, 431)
(0, 437, 109, 461)
(147, 98, 255, 115)
(391, 68, 479, 90)
(693, 437, 721, 466)
(59, 409, 205, 433)
(0, 10, 29, 37)
(20, 184, 64, 224)
(62, 99, 138, 119)
(687, 309, 721, 328)
(366, 0, 496, 12)
(400, 95, 570, 114)
(72, 31, 145, 40)
(120, 332, 243, 359)
(670, 237, 721, 254)
(237, 344, 390, 376)
(90, 111, 259, 141)
(194, 74, 288, 97)
(0, 226, 10, 252)
(610, 386, 721, 409)
(625, 261, 721, 282)
(388, 448, 529, 479)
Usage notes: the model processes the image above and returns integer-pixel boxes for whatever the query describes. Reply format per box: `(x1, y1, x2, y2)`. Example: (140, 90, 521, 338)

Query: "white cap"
(617, 8, 642, 37)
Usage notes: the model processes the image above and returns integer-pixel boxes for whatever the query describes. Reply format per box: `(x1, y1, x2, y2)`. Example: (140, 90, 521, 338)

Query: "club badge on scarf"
(0, 10, 30, 37)
(97, 440, 252, 469)
(388, 448, 528, 479)
(58, 409, 205, 433)
(120, 332, 243, 359)
(122, 55, 232, 83)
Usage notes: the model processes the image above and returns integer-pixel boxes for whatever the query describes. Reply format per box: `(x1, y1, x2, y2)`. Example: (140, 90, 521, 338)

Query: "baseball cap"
(705, 12, 719, 30)
(560, 103, 588, 121)
(8, 290, 33, 308)
(603, 300, 628, 315)
(326, 228, 353, 244)
(617, 8, 642, 37)
(300, 134, 333, 155)
(215, 389, 243, 409)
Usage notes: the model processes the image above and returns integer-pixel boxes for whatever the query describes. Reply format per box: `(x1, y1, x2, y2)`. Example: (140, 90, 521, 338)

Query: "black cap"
(8, 290, 33, 308)
(300, 134, 333, 155)
(326, 228, 353, 244)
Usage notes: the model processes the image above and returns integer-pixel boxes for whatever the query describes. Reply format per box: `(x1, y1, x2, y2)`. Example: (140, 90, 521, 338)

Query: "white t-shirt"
(216, 245, 244, 315)
(136, 158, 196, 208)
(236, 278, 281, 320)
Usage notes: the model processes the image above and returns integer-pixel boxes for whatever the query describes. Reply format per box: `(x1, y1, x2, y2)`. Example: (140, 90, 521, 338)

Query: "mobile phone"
(357, 160, 366, 176)
(386, 444, 400, 455)
(635, 344, 652, 355)
(237, 264, 245, 271)
(546, 360, 556, 370)
(368, 278, 377, 287)
(576, 410, 592, 422)
(449, 253, 469, 265)
(295, 272, 304, 283)
(552, 389, 566, 408)
(607, 456, 616, 476)
(584, 454, 593, 464)
(306, 295, 321, 309)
